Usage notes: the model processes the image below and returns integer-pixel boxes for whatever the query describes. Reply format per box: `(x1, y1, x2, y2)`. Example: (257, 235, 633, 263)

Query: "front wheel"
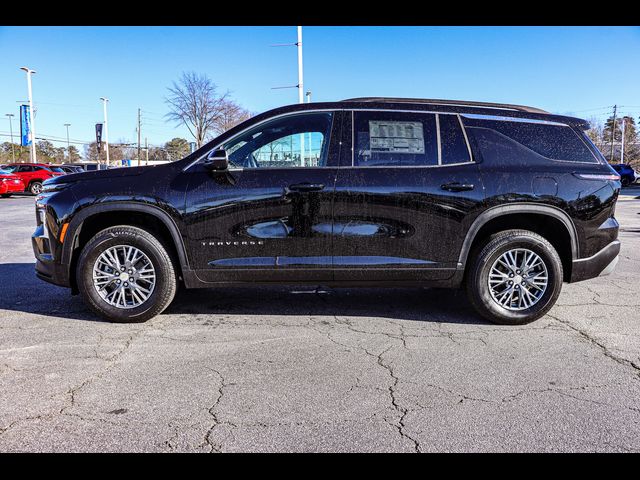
(76, 226, 177, 323)
(466, 229, 563, 325)
(621, 177, 630, 187)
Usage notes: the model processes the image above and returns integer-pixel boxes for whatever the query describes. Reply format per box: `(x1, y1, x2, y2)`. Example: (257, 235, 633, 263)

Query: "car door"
(182, 110, 342, 283)
(332, 109, 485, 282)
(16, 165, 34, 185)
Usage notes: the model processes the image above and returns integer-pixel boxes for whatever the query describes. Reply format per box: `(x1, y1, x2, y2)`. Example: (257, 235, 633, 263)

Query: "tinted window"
(439, 114, 471, 165)
(223, 112, 333, 169)
(354, 111, 438, 167)
(17, 165, 33, 172)
(467, 118, 596, 163)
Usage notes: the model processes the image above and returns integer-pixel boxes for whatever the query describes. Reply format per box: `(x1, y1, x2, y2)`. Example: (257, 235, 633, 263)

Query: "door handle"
(287, 183, 325, 192)
(441, 182, 474, 192)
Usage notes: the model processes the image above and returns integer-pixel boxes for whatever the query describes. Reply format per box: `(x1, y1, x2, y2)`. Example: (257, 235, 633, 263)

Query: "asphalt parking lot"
(1, 187, 640, 452)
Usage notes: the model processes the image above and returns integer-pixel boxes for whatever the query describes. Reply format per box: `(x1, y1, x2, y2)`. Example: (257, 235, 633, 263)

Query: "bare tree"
(586, 117, 606, 153)
(165, 72, 229, 148)
(210, 99, 252, 137)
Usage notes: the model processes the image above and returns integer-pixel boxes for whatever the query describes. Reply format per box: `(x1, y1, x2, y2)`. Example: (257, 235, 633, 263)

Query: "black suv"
(32, 98, 621, 324)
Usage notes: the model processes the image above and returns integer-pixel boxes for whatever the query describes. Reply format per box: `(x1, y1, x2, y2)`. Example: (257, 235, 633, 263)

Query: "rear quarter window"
(463, 117, 598, 164)
(439, 114, 471, 165)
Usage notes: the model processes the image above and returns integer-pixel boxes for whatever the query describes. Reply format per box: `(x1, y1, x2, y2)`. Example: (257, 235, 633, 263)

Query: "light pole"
(305, 91, 312, 165)
(270, 27, 306, 165)
(64, 123, 71, 162)
(620, 117, 626, 164)
(100, 97, 110, 165)
(297, 26, 304, 104)
(297, 27, 305, 164)
(20, 67, 37, 163)
(5, 114, 16, 162)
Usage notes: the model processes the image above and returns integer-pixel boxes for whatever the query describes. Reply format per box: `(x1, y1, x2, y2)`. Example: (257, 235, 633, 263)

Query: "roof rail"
(341, 97, 549, 114)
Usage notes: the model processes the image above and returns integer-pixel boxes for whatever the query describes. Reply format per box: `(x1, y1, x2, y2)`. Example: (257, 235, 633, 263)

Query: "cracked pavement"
(1, 187, 640, 452)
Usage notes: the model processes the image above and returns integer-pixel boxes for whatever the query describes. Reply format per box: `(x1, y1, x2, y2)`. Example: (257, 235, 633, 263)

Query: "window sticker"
(368, 121, 425, 154)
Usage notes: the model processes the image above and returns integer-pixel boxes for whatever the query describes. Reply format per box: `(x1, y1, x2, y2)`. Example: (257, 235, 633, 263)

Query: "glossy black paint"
(32, 99, 621, 293)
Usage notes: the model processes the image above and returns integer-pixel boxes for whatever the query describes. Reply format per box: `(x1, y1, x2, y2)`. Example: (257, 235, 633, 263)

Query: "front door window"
(222, 112, 333, 169)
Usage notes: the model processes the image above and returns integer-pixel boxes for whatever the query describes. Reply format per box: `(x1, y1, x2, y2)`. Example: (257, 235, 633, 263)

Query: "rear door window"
(353, 111, 438, 167)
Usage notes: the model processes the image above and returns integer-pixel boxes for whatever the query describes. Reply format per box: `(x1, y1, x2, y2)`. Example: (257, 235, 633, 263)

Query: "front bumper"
(570, 240, 620, 283)
(32, 223, 70, 288)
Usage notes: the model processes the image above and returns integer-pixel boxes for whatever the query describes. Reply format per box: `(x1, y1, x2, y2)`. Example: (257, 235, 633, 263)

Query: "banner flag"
(20, 105, 32, 147)
(96, 123, 103, 153)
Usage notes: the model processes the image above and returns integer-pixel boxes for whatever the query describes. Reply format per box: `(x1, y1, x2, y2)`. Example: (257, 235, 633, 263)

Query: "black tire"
(1, 194, 11, 198)
(621, 177, 630, 187)
(76, 225, 177, 323)
(29, 181, 43, 195)
(465, 229, 563, 325)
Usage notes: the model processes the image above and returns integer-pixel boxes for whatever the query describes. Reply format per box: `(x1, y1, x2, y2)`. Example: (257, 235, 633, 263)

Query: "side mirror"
(204, 148, 229, 171)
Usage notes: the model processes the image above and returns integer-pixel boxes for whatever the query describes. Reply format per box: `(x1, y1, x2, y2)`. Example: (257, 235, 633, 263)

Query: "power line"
(0, 132, 90, 145)
(568, 106, 614, 113)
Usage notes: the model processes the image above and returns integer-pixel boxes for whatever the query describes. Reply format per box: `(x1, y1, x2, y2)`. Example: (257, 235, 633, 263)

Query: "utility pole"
(620, 116, 626, 164)
(20, 67, 37, 163)
(5, 114, 16, 162)
(100, 97, 110, 165)
(609, 105, 617, 162)
(137, 108, 142, 167)
(145, 137, 148, 166)
(64, 123, 71, 162)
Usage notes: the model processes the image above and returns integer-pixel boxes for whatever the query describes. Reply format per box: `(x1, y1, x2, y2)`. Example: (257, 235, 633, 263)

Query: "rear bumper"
(570, 240, 620, 283)
(0, 180, 24, 193)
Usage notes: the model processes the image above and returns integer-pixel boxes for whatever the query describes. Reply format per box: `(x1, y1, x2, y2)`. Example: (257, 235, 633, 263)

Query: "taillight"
(573, 173, 620, 181)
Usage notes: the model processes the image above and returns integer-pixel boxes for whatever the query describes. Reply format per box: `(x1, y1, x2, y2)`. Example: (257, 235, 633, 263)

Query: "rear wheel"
(76, 225, 177, 323)
(466, 229, 563, 325)
(29, 181, 43, 195)
(621, 177, 630, 187)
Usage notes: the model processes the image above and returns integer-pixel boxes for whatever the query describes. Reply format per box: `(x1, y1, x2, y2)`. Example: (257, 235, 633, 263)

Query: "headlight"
(38, 208, 47, 225)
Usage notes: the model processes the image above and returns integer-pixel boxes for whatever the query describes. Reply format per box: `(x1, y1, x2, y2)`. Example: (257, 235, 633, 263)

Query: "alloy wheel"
(488, 248, 548, 311)
(92, 245, 156, 309)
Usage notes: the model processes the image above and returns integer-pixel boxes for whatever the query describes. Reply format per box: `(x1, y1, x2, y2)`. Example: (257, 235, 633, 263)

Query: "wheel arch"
(459, 204, 578, 282)
(62, 203, 189, 291)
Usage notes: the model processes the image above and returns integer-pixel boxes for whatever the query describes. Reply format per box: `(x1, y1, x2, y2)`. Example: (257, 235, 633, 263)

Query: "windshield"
(49, 166, 65, 173)
(2, 165, 16, 173)
(0, 168, 13, 175)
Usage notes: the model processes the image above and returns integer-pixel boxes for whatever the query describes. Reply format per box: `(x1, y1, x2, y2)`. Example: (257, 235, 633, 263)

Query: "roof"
(341, 97, 549, 114)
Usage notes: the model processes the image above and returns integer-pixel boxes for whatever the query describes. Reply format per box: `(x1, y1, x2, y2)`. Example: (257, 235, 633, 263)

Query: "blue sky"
(1, 26, 639, 151)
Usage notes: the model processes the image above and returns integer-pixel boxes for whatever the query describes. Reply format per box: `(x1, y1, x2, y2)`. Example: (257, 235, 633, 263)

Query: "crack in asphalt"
(308, 316, 421, 452)
(0, 326, 145, 439)
(200, 367, 235, 453)
(548, 314, 640, 378)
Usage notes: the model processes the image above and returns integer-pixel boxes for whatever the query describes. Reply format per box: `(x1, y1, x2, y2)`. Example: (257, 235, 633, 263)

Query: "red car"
(0, 168, 26, 198)
(2, 163, 64, 195)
